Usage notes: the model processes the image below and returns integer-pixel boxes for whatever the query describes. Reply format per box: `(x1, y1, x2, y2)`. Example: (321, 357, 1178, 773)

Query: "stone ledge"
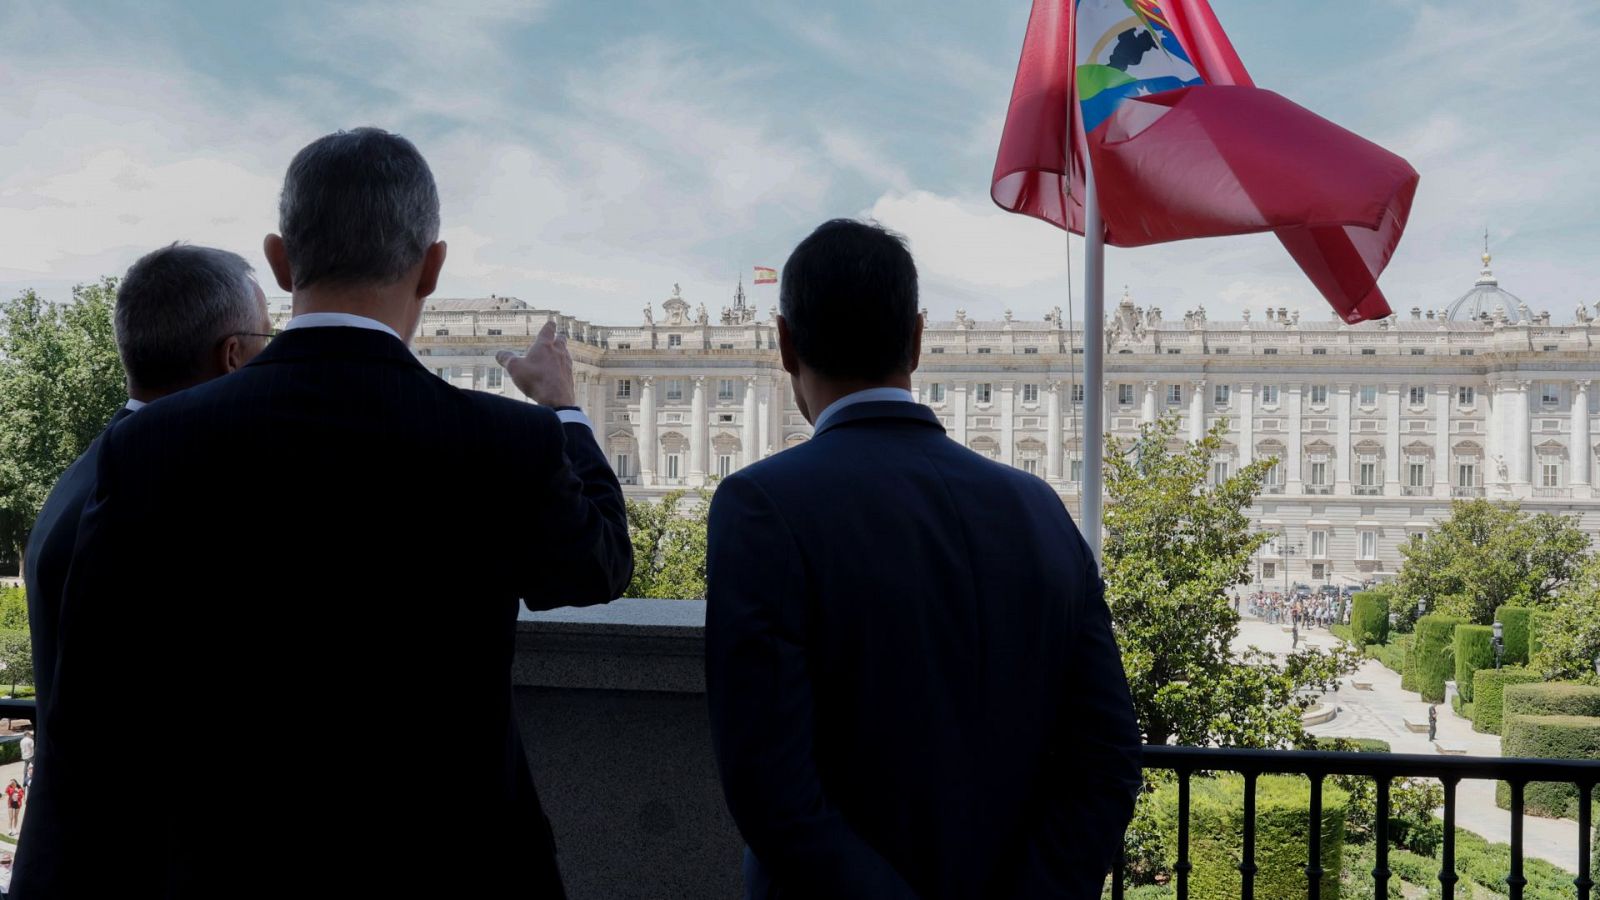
(514, 599, 707, 694)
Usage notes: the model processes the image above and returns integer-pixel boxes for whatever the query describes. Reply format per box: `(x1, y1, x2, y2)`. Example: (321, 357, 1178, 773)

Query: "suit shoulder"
(458, 389, 563, 431)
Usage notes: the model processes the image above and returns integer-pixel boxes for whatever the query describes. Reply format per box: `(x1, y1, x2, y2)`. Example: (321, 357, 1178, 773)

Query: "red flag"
(991, 0, 1418, 324)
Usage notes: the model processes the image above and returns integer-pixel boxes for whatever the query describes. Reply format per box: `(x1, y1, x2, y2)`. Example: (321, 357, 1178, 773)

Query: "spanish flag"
(753, 266, 778, 285)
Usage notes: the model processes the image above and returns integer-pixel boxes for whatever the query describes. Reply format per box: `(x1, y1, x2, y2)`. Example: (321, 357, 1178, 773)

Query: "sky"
(2, 0, 1597, 326)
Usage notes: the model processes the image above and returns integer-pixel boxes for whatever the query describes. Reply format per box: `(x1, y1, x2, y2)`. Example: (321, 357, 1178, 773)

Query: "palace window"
(1459, 349, 1474, 356)
(1214, 384, 1231, 406)
(1542, 459, 1562, 488)
(718, 379, 736, 401)
(1024, 347, 1039, 355)
(1409, 460, 1427, 487)
(1359, 457, 1378, 487)
(976, 383, 993, 404)
(1409, 386, 1426, 406)
(976, 347, 992, 354)
(1361, 348, 1377, 356)
(616, 379, 632, 399)
(668, 334, 682, 348)
(1023, 383, 1040, 404)
(1312, 347, 1328, 355)
(1310, 531, 1328, 558)
(1212, 460, 1230, 485)
(1167, 384, 1183, 405)
(1542, 383, 1561, 406)
(1072, 384, 1085, 404)
(1458, 462, 1476, 488)
(614, 453, 631, 478)
(665, 379, 684, 401)
(1410, 348, 1426, 356)
(1119, 384, 1136, 405)
(486, 368, 503, 389)
(1360, 531, 1377, 560)
(929, 383, 945, 404)
(1310, 460, 1328, 486)
(1458, 386, 1475, 406)
(1311, 385, 1328, 405)
(666, 454, 682, 479)
(718, 454, 735, 479)
(1021, 458, 1040, 476)
(1261, 385, 1280, 405)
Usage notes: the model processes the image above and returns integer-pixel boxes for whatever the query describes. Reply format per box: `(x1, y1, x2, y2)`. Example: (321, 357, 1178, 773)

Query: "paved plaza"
(1232, 615, 1587, 869)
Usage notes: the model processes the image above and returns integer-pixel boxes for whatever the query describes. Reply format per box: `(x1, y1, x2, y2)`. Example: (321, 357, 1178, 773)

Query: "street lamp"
(1492, 621, 1505, 670)
(1417, 598, 1427, 622)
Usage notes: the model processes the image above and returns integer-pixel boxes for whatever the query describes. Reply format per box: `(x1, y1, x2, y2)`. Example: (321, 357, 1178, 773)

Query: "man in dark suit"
(705, 220, 1142, 900)
(21, 243, 272, 762)
(15, 128, 631, 898)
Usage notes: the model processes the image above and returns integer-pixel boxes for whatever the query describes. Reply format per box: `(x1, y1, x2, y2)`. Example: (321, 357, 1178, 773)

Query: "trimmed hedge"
(1504, 683, 1600, 720)
(1400, 633, 1419, 692)
(1495, 715, 1600, 818)
(1453, 624, 1496, 703)
(1369, 634, 1410, 678)
(1350, 591, 1391, 646)
(1412, 615, 1465, 702)
(1154, 775, 1347, 900)
(1494, 605, 1533, 667)
(1473, 667, 1541, 734)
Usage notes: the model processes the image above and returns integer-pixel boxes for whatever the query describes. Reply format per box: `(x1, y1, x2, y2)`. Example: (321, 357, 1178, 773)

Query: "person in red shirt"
(5, 779, 23, 836)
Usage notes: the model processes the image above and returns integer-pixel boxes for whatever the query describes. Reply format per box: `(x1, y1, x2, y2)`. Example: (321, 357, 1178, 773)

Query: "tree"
(0, 280, 125, 570)
(1104, 415, 1358, 748)
(1530, 552, 1600, 685)
(625, 489, 711, 599)
(0, 630, 32, 697)
(0, 586, 27, 631)
(1394, 500, 1589, 626)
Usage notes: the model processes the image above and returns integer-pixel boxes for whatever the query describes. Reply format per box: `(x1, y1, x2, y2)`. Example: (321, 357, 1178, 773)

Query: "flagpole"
(1081, 157, 1106, 564)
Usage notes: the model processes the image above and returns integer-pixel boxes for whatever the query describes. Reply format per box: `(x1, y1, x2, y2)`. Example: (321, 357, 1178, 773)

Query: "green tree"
(0, 629, 32, 696)
(0, 586, 27, 631)
(1530, 552, 1600, 685)
(1394, 500, 1588, 626)
(0, 280, 125, 569)
(625, 489, 712, 599)
(1103, 415, 1358, 748)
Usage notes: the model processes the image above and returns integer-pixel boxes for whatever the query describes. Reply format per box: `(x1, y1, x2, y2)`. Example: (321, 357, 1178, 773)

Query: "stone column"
(1046, 381, 1063, 481)
(1513, 379, 1532, 490)
(1238, 382, 1256, 467)
(755, 376, 768, 458)
(1188, 378, 1206, 443)
(1573, 380, 1592, 498)
(953, 383, 969, 446)
(1486, 376, 1503, 491)
(1385, 382, 1402, 493)
(741, 376, 759, 468)
(638, 376, 657, 486)
(1000, 381, 1017, 465)
(588, 374, 606, 445)
(1434, 383, 1452, 498)
(1286, 383, 1304, 492)
(689, 376, 708, 486)
(1142, 380, 1159, 425)
(1335, 383, 1353, 489)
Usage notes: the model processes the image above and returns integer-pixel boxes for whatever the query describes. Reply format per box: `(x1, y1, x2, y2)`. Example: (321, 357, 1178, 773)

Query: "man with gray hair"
(17, 128, 631, 899)
(15, 243, 270, 893)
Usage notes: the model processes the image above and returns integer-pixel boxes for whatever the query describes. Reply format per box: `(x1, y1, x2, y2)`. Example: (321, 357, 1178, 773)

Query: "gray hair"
(115, 244, 260, 391)
(277, 127, 440, 289)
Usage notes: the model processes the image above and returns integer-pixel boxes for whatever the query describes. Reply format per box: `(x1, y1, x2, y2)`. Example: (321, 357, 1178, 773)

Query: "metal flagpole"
(1081, 155, 1106, 563)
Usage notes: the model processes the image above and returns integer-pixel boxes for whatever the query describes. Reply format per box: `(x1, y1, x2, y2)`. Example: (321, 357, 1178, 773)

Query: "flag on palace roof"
(991, 0, 1420, 324)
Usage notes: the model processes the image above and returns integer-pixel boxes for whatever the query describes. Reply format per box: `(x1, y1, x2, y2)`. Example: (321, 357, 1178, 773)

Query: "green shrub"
(1369, 635, 1410, 676)
(1503, 682, 1600, 720)
(1153, 775, 1347, 900)
(1351, 591, 1391, 646)
(1401, 633, 1419, 691)
(1495, 715, 1600, 818)
(1330, 622, 1355, 644)
(1494, 606, 1532, 666)
(1472, 667, 1541, 734)
(1412, 615, 1465, 702)
(1528, 608, 1555, 660)
(1316, 737, 1392, 754)
(1452, 625, 1495, 702)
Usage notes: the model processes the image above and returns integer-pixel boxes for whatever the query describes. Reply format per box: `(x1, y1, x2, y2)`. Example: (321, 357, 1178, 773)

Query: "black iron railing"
(1114, 745, 1599, 900)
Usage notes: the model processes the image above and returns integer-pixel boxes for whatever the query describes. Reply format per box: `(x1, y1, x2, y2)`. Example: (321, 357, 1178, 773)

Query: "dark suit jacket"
(705, 401, 1142, 900)
(23, 405, 133, 743)
(13, 326, 631, 899)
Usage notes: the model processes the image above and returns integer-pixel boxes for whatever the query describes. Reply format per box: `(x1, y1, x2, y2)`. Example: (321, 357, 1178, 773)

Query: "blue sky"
(2, 0, 1597, 325)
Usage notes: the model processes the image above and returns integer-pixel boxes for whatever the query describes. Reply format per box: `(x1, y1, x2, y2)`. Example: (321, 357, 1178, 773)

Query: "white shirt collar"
(281, 312, 403, 343)
(812, 387, 917, 432)
(124, 398, 146, 413)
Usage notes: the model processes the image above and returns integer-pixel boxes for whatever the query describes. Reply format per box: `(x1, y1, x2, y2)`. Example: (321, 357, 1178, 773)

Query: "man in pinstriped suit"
(18, 128, 632, 899)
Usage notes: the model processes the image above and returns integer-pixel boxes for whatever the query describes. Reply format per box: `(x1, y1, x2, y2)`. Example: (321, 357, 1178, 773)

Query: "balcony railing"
(1354, 484, 1383, 496)
(1535, 487, 1567, 498)
(1114, 745, 1599, 900)
(1454, 485, 1486, 498)
(1402, 485, 1430, 496)
(1304, 485, 1333, 495)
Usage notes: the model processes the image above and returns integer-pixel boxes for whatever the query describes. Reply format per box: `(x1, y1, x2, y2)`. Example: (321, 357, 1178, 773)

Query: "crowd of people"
(1246, 590, 1352, 629)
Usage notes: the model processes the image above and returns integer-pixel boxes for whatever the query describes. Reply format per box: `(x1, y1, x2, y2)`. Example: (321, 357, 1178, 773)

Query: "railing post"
(1306, 774, 1324, 900)
(1508, 780, 1526, 900)
(1440, 777, 1459, 898)
(1177, 770, 1192, 900)
(1240, 771, 1258, 900)
(1577, 781, 1593, 900)
(1373, 776, 1392, 898)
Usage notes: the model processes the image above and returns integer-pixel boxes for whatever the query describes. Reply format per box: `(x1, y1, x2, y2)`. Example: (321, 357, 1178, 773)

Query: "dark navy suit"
(23, 405, 133, 744)
(13, 326, 631, 899)
(706, 400, 1141, 899)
